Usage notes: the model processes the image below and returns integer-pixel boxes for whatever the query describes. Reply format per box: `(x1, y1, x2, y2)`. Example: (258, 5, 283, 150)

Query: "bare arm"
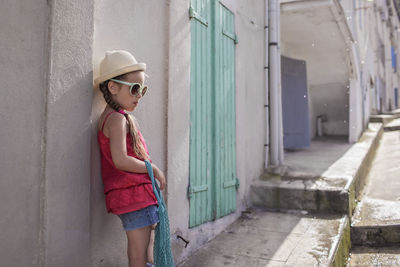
(106, 113, 166, 189)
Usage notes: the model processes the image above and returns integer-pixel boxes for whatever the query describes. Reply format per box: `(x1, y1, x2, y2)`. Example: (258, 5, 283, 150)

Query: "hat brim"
(93, 63, 146, 88)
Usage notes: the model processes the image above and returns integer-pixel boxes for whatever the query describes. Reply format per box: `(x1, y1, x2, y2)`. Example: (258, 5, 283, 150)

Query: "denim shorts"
(118, 205, 159, 231)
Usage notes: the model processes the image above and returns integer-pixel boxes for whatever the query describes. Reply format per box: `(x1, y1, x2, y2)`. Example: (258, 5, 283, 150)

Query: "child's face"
(110, 71, 145, 112)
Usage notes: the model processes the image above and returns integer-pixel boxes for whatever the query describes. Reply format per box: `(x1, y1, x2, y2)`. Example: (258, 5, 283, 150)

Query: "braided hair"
(99, 73, 149, 160)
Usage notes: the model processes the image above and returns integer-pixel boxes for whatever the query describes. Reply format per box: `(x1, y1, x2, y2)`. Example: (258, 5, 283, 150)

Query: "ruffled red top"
(98, 111, 157, 215)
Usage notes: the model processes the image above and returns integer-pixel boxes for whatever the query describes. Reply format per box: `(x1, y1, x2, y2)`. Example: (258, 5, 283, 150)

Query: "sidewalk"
(283, 135, 352, 177)
(178, 209, 347, 267)
(348, 247, 400, 266)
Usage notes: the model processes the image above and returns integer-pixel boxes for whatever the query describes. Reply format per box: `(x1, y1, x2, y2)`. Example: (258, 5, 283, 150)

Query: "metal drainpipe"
(269, 0, 281, 166)
(264, 0, 270, 169)
(277, 3, 284, 164)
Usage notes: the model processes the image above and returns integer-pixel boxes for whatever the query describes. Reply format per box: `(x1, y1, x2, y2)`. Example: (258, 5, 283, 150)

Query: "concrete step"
(386, 108, 400, 117)
(370, 114, 396, 125)
(370, 109, 400, 126)
(251, 176, 348, 214)
(350, 130, 400, 247)
(351, 224, 400, 247)
(351, 197, 400, 247)
(251, 123, 383, 215)
(348, 246, 400, 266)
(384, 118, 400, 131)
(178, 209, 350, 267)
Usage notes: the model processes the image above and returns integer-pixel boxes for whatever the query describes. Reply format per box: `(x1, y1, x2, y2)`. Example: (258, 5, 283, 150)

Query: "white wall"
(166, 0, 192, 261)
(0, 1, 94, 266)
(0, 1, 49, 265)
(43, 0, 94, 265)
(235, 0, 266, 204)
(310, 82, 349, 136)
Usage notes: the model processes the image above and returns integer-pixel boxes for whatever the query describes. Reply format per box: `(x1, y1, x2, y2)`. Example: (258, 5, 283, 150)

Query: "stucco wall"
(166, 0, 192, 261)
(91, 0, 169, 265)
(43, 0, 94, 266)
(0, 1, 94, 266)
(309, 82, 349, 136)
(0, 1, 49, 265)
(235, 0, 265, 207)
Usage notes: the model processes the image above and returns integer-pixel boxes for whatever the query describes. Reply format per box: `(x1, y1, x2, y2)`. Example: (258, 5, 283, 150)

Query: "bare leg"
(126, 226, 152, 267)
(147, 224, 157, 264)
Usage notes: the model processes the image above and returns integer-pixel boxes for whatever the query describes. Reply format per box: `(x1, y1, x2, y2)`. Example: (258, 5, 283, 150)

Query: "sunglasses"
(110, 79, 148, 97)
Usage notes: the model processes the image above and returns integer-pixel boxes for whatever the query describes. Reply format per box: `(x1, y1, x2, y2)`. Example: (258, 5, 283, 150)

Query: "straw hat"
(94, 50, 146, 88)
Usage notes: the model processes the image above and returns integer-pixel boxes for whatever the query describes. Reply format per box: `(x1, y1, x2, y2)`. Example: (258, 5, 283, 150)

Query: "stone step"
(351, 197, 400, 246)
(386, 108, 400, 116)
(251, 177, 348, 214)
(370, 109, 400, 126)
(351, 224, 400, 247)
(251, 123, 383, 215)
(350, 130, 400, 247)
(348, 246, 400, 266)
(370, 114, 396, 125)
(178, 210, 350, 267)
(384, 118, 400, 131)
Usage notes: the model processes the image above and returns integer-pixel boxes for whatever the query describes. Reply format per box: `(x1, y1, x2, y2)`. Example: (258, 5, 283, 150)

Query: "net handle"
(144, 160, 162, 203)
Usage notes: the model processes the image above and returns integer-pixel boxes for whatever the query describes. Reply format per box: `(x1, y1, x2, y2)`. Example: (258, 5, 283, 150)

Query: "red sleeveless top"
(98, 111, 157, 215)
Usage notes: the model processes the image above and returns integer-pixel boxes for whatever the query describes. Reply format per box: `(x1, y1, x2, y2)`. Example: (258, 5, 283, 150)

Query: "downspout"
(277, 2, 284, 164)
(264, 0, 270, 169)
(269, 0, 283, 166)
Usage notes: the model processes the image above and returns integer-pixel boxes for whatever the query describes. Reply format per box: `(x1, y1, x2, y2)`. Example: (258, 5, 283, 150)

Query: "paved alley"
(178, 209, 346, 266)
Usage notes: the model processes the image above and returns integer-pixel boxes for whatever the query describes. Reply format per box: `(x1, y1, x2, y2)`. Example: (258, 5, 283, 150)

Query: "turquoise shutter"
(189, 0, 238, 228)
(189, 0, 213, 228)
(215, 3, 238, 219)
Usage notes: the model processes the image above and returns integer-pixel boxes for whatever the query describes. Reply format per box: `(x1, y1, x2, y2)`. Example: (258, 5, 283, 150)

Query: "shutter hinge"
(189, 6, 209, 27)
(223, 177, 240, 190)
(222, 29, 238, 44)
(188, 184, 209, 199)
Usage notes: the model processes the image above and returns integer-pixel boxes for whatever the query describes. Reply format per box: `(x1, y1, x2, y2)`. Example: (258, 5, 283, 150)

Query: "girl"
(95, 50, 166, 267)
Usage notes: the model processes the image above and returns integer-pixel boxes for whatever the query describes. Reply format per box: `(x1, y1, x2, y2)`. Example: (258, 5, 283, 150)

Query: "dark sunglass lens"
(130, 84, 141, 95)
(141, 86, 148, 96)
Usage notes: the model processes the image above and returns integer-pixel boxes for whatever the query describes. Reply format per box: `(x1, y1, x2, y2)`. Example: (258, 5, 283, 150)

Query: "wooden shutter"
(215, 3, 238, 219)
(189, 0, 238, 228)
(189, 0, 213, 228)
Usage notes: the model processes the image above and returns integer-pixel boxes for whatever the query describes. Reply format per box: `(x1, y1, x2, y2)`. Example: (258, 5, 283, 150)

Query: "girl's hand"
(152, 164, 166, 190)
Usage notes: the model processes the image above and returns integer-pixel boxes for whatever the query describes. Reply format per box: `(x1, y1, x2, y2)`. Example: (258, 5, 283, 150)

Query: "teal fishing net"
(145, 160, 175, 267)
